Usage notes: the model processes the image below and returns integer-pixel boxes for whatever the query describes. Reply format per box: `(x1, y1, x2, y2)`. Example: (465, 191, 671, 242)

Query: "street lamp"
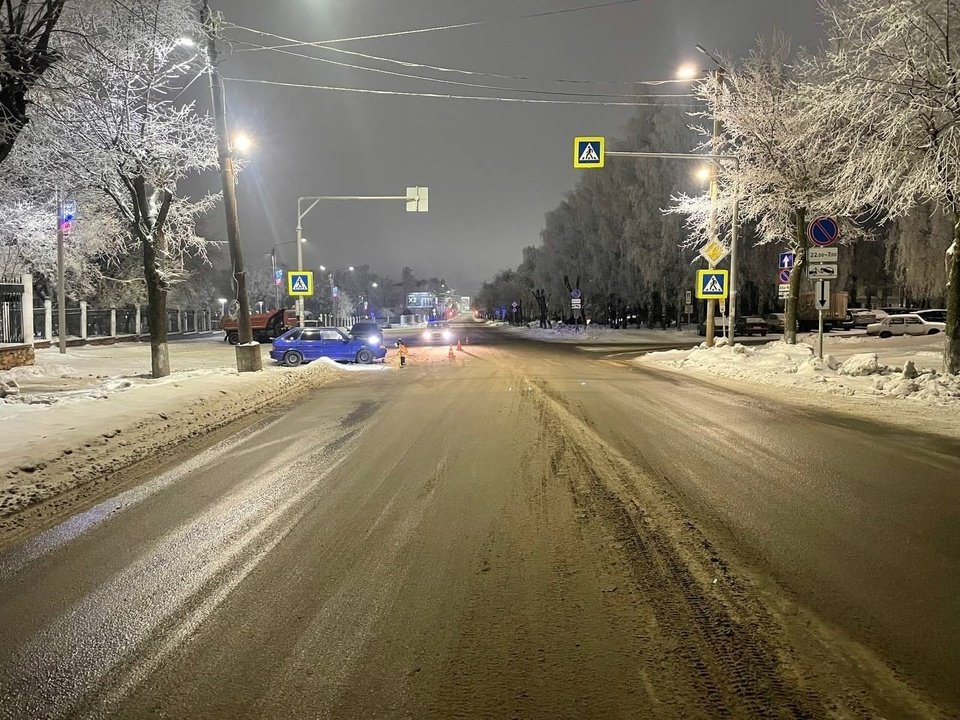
(676, 62, 700, 80)
(348, 266, 355, 272)
(232, 132, 252, 154)
(695, 165, 711, 182)
(371, 282, 378, 288)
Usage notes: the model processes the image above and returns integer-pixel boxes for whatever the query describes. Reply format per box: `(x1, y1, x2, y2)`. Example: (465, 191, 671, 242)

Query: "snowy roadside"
(638, 335, 960, 436)
(0, 340, 345, 539)
(495, 321, 701, 345)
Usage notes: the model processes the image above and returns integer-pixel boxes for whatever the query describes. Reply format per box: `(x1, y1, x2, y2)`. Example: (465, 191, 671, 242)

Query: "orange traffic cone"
(448, 345, 456, 360)
(457, 339, 463, 352)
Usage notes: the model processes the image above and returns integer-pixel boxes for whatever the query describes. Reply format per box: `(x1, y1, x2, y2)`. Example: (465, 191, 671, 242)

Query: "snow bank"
(640, 340, 960, 408)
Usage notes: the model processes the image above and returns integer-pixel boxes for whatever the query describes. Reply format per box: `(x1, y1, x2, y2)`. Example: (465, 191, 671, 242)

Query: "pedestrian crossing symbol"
(696, 269, 729, 300)
(574, 136, 605, 169)
(287, 271, 314, 297)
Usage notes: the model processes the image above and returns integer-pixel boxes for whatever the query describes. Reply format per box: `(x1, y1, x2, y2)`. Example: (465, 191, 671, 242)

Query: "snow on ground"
(499, 322, 701, 345)
(639, 334, 959, 410)
(0, 338, 345, 537)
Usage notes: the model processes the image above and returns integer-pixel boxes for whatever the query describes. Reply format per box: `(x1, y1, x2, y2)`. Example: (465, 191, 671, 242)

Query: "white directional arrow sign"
(815, 280, 830, 311)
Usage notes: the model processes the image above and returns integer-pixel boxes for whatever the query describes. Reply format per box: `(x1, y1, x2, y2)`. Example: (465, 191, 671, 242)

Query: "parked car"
(421, 320, 454, 344)
(348, 321, 383, 345)
(914, 308, 947, 323)
(765, 313, 786, 333)
(866, 314, 945, 338)
(879, 306, 913, 317)
(270, 326, 386, 366)
(696, 316, 767, 337)
(847, 308, 877, 327)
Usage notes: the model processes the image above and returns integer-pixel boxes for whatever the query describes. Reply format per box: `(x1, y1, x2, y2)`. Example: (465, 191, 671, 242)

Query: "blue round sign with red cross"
(807, 216, 840, 247)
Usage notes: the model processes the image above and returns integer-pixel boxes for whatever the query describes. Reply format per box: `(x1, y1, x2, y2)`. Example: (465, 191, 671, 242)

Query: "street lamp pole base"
(235, 343, 263, 373)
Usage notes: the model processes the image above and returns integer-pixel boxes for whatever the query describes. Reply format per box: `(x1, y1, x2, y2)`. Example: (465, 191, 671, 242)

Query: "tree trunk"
(945, 216, 960, 374)
(785, 206, 807, 345)
(143, 235, 170, 378)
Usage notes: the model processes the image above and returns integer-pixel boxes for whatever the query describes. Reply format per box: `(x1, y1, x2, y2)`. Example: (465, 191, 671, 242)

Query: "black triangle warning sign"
(292, 276, 308, 292)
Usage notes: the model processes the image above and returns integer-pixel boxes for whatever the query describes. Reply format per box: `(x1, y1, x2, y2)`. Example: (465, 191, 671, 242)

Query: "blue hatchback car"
(270, 327, 386, 366)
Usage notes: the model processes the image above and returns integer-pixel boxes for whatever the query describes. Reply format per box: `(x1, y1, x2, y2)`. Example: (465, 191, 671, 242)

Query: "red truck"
(219, 309, 301, 345)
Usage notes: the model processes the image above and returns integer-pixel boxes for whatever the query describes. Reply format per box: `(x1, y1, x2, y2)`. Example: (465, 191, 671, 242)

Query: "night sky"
(209, 0, 822, 295)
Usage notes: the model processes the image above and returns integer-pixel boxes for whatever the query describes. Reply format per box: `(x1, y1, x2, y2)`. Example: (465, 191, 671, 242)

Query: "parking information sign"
(807, 216, 840, 247)
(573, 137, 605, 169)
(288, 271, 314, 297)
(778, 268, 792, 284)
(696, 269, 729, 300)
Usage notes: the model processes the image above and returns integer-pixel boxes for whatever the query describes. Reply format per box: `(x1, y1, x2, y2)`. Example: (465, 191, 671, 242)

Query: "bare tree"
(0, 0, 66, 164)
(816, 0, 960, 373)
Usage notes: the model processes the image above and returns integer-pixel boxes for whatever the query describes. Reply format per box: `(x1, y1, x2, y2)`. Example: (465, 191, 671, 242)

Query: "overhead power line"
(223, 76, 699, 108)
(228, 28, 700, 87)
(228, 0, 647, 50)
(228, 39, 695, 100)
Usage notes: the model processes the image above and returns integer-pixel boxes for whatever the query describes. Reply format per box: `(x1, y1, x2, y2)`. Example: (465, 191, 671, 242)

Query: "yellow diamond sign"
(699, 239, 729, 267)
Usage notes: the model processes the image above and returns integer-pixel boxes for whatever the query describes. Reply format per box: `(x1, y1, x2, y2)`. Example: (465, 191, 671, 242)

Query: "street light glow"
(371, 282, 378, 288)
(695, 165, 711, 182)
(676, 63, 700, 80)
(348, 266, 355, 272)
(176, 37, 195, 47)
(232, 132, 252, 153)
(319, 265, 326, 271)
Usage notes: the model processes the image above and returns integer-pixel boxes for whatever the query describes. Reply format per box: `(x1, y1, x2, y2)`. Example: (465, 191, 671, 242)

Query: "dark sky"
(211, 0, 822, 295)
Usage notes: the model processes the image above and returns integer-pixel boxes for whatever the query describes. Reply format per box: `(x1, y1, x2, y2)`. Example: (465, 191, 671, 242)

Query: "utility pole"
(697, 45, 725, 348)
(270, 250, 280, 309)
(56, 190, 66, 355)
(202, 1, 260, 372)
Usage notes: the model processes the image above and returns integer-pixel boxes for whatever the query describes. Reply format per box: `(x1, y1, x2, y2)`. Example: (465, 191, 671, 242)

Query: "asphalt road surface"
(1, 324, 958, 719)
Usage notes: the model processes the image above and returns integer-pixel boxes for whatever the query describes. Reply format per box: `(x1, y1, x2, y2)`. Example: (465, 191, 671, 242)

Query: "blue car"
(270, 327, 386, 366)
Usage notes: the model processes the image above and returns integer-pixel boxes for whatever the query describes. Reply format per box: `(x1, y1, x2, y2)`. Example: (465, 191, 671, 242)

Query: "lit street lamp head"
(231, 132, 252, 154)
(676, 63, 701, 80)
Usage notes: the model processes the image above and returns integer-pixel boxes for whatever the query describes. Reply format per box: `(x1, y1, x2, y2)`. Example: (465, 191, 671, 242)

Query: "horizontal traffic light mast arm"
(606, 151, 739, 167)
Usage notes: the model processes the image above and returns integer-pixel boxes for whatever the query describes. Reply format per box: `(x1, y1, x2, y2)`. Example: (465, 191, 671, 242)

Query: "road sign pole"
(818, 309, 824, 360)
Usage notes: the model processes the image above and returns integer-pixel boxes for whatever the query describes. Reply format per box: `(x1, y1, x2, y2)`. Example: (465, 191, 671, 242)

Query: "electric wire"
(227, 0, 647, 50)
(228, 39, 694, 100)
(223, 76, 699, 108)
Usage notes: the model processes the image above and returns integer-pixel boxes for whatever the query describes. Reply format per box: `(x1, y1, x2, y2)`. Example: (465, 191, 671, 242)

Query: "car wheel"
(227, 331, 240, 345)
(927, 328, 941, 335)
(283, 350, 303, 367)
(879, 331, 893, 339)
(356, 348, 374, 364)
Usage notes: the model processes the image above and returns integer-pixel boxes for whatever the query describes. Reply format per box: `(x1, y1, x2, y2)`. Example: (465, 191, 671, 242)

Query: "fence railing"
(29, 301, 217, 342)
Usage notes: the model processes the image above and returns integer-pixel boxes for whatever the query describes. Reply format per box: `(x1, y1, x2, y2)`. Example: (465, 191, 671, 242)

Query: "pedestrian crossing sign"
(288, 271, 314, 297)
(574, 136, 605, 169)
(696, 269, 728, 300)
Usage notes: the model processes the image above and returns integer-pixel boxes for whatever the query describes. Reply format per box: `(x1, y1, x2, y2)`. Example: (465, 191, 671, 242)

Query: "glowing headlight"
(423, 331, 431, 340)
(367, 335, 379, 344)
(443, 330, 452, 341)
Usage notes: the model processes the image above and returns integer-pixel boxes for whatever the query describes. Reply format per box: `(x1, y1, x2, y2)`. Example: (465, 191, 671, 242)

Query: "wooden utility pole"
(202, 1, 260, 371)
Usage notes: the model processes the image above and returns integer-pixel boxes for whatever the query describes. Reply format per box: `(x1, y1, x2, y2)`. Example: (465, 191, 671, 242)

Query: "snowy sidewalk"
(0, 339, 344, 538)
(498, 322, 701, 345)
(638, 334, 960, 435)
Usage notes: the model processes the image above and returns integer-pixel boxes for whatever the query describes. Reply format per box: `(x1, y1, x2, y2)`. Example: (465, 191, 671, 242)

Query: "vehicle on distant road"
(349, 321, 383, 346)
(765, 313, 786, 333)
(421, 320, 454, 344)
(221, 308, 304, 345)
(866, 314, 945, 338)
(847, 309, 876, 328)
(270, 326, 386, 366)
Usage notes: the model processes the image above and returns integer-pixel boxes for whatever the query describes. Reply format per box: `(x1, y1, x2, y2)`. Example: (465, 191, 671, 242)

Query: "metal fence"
(1, 294, 24, 343)
(87, 309, 112, 338)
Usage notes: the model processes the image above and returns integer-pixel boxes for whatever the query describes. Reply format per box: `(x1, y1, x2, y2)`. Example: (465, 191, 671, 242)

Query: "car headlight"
(367, 335, 379, 344)
(423, 331, 431, 340)
(443, 330, 452, 341)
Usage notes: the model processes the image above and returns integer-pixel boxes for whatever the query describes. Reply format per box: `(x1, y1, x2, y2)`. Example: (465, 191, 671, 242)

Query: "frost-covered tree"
(0, 0, 66, 164)
(21, 0, 219, 377)
(670, 37, 853, 343)
(816, 0, 960, 373)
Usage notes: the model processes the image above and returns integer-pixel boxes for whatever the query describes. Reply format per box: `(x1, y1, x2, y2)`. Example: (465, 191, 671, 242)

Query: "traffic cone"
(457, 339, 463, 352)
(448, 345, 456, 360)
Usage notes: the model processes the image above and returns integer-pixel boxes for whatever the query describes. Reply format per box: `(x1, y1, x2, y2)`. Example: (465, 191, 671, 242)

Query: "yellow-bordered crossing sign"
(288, 271, 314, 297)
(574, 137, 605, 169)
(696, 269, 729, 300)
